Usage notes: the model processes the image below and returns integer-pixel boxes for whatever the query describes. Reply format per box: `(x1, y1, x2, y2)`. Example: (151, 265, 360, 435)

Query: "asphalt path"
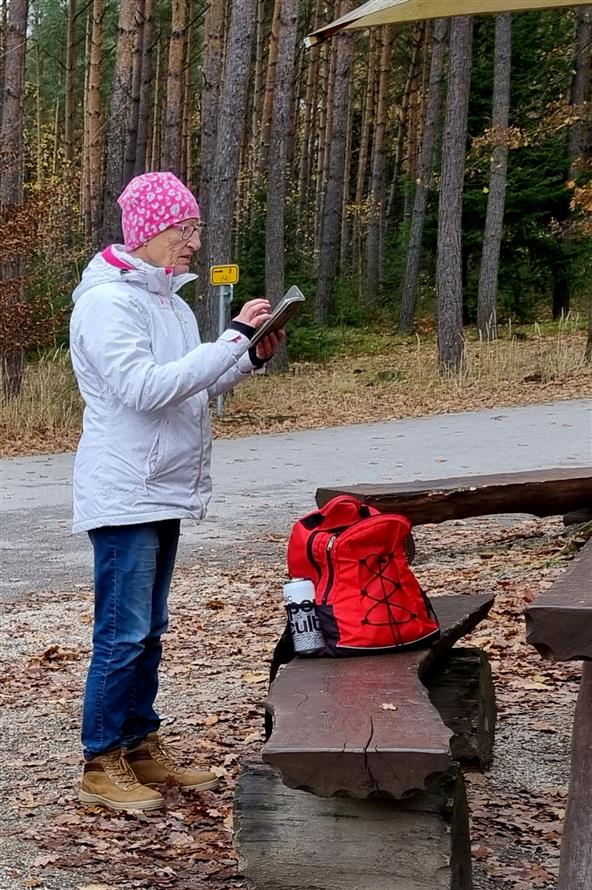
(1, 399, 590, 602)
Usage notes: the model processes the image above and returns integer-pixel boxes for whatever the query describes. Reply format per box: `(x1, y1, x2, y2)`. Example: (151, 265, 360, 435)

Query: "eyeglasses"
(171, 222, 206, 240)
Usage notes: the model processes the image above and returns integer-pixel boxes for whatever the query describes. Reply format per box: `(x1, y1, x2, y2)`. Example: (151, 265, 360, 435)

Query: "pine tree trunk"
(296, 0, 322, 232)
(477, 14, 512, 339)
(257, 0, 282, 185)
(353, 30, 378, 299)
(314, 41, 337, 261)
(399, 19, 447, 334)
(162, 0, 187, 176)
(0, 0, 28, 401)
(64, 0, 77, 166)
(81, 7, 92, 239)
(88, 0, 105, 249)
(202, 0, 257, 341)
(134, 0, 154, 176)
(249, 0, 266, 189)
(149, 37, 162, 170)
(197, 0, 225, 314)
(124, 0, 145, 184)
(102, 0, 137, 245)
(315, 1, 354, 325)
(340, 74, 355, 268)
(385, 23, 425, 245)
(365, 26, 393, 307)
(437, 15, 473, 374)
(265, 0, 299, 370)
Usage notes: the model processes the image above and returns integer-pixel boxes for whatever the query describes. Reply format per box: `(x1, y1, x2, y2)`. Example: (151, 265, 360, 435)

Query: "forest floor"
(1, 326, 591, 889)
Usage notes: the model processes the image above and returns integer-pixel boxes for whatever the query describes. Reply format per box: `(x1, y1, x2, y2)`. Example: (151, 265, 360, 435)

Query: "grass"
(1, 319, 590, 457)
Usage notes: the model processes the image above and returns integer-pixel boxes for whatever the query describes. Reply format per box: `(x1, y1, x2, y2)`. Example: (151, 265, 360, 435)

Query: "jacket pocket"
(147, 420, 167, 480)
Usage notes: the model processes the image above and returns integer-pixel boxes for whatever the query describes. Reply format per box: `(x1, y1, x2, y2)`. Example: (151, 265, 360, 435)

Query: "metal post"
(216, 283, 233, 417)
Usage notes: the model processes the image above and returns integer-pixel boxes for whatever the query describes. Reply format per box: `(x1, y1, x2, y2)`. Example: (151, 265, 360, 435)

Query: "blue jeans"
(82, 520, 180, 760)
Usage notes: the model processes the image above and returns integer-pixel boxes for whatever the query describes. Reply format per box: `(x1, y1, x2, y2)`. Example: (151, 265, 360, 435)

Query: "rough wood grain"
(263, 593, 493, 799)
(525, 538, 592, 661)
(557, 662, 592, 890)
(425, 647, 496, 768)
(235, 758, 472, 890)
(316, 466, 592, 525)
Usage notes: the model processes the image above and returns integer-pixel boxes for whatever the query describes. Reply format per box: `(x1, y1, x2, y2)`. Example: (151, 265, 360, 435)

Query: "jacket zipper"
(321, 535, 337, 604)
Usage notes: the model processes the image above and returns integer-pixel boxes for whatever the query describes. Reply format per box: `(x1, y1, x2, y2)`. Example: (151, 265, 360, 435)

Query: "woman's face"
(135, 218, 203, 274)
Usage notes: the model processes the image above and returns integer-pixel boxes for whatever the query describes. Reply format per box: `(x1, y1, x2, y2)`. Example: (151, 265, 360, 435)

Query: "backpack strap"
(264, 620, 295, 740)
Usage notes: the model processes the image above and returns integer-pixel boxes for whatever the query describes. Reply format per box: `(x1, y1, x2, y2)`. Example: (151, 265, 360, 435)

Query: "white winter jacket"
(70, 245, 258, 533)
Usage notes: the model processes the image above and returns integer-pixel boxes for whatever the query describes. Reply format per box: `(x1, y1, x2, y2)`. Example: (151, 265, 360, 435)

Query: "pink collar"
(102, 245, 174, 276)
(101, 245, 135, 271)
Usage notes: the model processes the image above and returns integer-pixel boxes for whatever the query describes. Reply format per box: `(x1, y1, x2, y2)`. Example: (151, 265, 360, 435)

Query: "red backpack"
(287, 495, 440, 656)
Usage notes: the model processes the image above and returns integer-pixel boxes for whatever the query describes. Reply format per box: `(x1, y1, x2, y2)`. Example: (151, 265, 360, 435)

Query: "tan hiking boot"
(125, 733, 219, 791)
(79, 749, 165, 811)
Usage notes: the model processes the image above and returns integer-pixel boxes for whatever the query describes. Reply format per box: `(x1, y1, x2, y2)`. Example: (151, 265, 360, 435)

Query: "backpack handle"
(300, 495, 376, 530)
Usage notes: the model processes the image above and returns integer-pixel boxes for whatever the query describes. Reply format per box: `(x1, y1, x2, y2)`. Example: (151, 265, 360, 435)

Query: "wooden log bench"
(235, 593, 496, 890)
(316, 466, 592, 526)
(525, 537, 592, 890)
(234, 467, 590, 889)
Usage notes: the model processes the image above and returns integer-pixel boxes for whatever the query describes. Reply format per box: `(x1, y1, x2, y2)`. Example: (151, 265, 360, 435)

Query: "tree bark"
(315, 1, 354, 325)
(87, 0, 105, 249)
(134, 0, 154, 176)
(202, 0, 257, 341)
(353, 30, 378, 298)
(296, 0, 322, 232)
(477, 14, 512, 339)
(399, 19, 447, 334)
(436, 16, 473, 374)
(365, 26, 393, 306)
(265, 0, 299, 370)
(64, 0, 77, 166)
(162, 0, 188, 175)
(0, 0, 28, 401)
(124, 0, 145, 184)
(196, 0, 225, 317)
(102, 0, 137, 245)
(257, 0, 282, 185)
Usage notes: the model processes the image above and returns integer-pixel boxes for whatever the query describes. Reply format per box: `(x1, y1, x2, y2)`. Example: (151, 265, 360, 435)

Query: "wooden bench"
(525, 537, 592, 890)
(235, 593, 496, 890)
(234, 467, 591, 889)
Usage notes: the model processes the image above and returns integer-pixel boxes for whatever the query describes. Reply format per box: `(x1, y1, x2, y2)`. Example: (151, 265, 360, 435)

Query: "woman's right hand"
(233, 298, 271, 328)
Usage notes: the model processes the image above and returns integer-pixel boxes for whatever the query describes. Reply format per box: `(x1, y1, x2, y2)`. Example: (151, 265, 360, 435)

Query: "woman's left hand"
(256, 329, 285, 362)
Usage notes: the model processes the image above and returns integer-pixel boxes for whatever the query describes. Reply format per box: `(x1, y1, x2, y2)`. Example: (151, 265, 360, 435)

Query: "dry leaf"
(380, 702, 398, 711)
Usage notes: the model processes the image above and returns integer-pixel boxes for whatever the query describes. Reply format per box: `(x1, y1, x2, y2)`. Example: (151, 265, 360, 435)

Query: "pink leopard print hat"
(117, 172, 200, 252)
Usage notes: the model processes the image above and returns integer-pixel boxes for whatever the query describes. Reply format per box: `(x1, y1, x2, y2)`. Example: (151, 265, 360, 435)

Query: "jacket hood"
(72, 244, 197, 304)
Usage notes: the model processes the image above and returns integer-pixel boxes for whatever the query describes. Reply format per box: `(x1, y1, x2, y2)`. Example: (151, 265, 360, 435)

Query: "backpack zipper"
(321, 535, 337, 604)
(306, 530, 323, 583)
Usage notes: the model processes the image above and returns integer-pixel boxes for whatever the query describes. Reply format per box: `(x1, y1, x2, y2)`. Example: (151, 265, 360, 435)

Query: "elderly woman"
(70, 171, 282, 811)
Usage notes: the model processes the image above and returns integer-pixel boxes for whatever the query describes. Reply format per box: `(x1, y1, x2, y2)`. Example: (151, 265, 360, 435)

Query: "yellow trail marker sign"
(210, 264, 240, 286)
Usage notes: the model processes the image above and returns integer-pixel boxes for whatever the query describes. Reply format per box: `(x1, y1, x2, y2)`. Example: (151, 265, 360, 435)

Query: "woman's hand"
(234, 298, 271, 328)
(255, 329, 285, 362)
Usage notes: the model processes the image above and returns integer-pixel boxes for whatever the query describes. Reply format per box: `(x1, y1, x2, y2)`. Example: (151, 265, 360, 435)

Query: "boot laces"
(103, 751, 142, 790)
(147, 736, 183, 773)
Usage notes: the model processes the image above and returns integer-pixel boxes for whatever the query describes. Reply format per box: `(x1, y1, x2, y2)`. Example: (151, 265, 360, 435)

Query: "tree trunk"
(134, 0, 154, 176)
(162, 0, 188, 175)
(64, 0, 77, 166)
(202, 0, 257, 341)
(340, 73, 355, 268)
(477, 14, 512, 339)
(399, 19, 447, 334)
(102, 0, 137, 245)
(265, 0, 299, 370)
(436, 16, 473, 374)
(296, 0, 322, 232)
(353, 30, 378, 299)
(257, 0, 282, 186)
(81, 7, 92, 239)
(124, 0, 145, 184)
(0, 0, 28, 401)
(88, 0, 105, 249)
(315, 1, 354, 325)
(568, 5, 592, 178)
(149, 36, 162, 170)
(365, 26, 393, 307)
(196, 0, 225, 319)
